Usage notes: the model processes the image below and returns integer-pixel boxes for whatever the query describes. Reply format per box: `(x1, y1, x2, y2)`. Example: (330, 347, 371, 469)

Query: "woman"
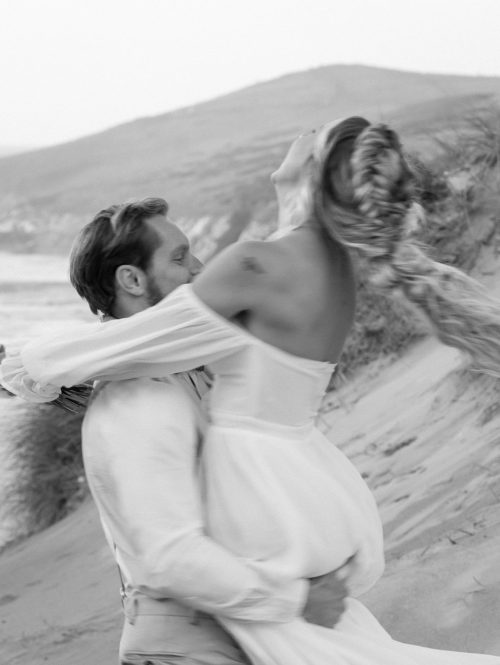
(3, 117, 500, 663)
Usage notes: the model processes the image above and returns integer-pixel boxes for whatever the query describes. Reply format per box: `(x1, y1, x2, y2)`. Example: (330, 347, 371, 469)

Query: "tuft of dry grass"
(3, 402, 86, 546)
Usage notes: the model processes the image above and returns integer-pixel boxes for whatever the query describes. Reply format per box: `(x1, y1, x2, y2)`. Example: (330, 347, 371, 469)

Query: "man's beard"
(145, 276, 166, 307)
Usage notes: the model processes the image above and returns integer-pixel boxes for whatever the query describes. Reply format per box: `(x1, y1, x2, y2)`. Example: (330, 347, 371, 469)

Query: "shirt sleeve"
(18, 284, 244, 392)
(85, 378, 306, 622)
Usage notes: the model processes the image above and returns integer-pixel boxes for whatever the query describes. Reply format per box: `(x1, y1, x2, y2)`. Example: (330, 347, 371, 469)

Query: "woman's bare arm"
(0, 241, 284, 398)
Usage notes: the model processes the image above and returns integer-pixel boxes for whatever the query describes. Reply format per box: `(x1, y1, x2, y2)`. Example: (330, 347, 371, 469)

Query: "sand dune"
(324, 339, 500, 654)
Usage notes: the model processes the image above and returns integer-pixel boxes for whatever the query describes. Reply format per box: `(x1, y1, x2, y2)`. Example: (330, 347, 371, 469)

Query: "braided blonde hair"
(311, 116, 500, 375)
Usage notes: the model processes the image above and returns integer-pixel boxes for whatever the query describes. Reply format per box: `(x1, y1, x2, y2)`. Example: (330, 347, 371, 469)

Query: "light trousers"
(119, 595, 250, 665)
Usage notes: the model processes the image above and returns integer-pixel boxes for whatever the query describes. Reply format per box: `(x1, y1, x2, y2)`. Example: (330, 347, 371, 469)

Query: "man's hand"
(303, 557, 354, 628)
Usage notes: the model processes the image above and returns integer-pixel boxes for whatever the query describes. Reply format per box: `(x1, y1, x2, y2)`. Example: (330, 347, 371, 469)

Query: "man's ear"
(115, 264, 147, 297)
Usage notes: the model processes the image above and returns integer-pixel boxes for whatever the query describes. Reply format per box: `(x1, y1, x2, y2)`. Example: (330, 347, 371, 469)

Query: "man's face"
(144, 215, 202, 306)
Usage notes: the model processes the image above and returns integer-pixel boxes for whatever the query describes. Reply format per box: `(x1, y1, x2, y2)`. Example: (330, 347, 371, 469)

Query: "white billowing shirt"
(82, 370, 306, 621)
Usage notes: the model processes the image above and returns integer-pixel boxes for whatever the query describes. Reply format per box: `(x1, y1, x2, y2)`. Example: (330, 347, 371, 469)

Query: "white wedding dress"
(15, 284, 500, 664)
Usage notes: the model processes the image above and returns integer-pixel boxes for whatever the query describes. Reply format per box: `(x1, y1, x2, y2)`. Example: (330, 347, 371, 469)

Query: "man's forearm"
(121, 531, 307, 622)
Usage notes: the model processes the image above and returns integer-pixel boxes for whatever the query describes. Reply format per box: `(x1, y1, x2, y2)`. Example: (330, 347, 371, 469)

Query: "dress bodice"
(161, 284, 338, 430)
(208, 337, 335, 431)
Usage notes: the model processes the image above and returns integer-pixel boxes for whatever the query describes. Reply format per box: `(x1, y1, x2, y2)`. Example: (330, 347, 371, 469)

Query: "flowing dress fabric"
(18, 285, 500, 664)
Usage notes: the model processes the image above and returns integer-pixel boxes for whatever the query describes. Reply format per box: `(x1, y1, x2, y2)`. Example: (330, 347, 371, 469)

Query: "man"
(34, 198, 346, 664)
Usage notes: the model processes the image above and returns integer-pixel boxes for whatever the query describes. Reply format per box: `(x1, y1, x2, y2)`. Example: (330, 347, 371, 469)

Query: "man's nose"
(190, 255, 203, 277)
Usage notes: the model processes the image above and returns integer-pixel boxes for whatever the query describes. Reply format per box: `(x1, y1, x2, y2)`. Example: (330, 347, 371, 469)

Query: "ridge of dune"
(323, 338, 500, 654)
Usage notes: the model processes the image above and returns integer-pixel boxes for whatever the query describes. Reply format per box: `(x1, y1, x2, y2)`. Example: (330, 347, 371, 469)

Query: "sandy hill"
(0, 146, 32, 158)
(1, 64, 500, 252)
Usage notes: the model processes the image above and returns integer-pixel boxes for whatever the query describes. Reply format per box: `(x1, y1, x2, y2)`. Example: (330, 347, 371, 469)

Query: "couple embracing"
(2, 117, 500, 664)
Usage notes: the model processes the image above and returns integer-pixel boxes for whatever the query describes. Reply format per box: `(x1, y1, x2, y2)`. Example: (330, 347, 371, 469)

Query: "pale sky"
(2, 0, 500, 148)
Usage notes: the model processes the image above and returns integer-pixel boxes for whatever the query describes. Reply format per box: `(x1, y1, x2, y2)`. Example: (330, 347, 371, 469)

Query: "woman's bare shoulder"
(192, 239, 292, 318)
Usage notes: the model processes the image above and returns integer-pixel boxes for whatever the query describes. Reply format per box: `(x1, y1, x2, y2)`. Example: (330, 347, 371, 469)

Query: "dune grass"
(2, 400, 86, 549)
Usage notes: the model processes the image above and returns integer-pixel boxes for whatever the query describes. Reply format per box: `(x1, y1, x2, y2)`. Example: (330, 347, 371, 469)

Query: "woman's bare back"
(193, 227, 356, 365)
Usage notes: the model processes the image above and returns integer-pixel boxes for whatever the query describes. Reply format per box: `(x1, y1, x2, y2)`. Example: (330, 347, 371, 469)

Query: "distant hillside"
(1, 64, 500, 253)
(0, 145, 32, 158)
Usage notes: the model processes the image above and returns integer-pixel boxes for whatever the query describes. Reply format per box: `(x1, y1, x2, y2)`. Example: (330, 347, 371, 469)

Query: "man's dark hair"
(69, 197, 168, 316)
